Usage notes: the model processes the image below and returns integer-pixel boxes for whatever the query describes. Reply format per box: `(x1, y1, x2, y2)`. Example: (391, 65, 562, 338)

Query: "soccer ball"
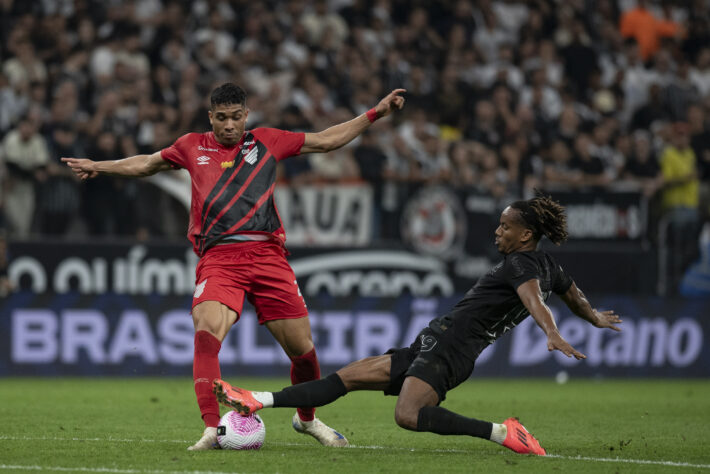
(216, 411, 266, 450)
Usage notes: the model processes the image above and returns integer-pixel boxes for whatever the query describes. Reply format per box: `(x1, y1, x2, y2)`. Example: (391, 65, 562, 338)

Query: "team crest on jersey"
(197, 155, 210, 165)
(242, 147, 258, 165)
(419, 334, 438, 352)
(401, 186, 467, 259)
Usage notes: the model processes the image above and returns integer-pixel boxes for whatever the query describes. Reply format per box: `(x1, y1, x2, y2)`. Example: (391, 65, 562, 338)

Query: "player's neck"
(511, 242, 538, 254)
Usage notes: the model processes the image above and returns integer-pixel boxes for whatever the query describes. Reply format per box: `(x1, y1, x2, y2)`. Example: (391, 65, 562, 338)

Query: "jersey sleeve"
(503, 253, 542, 290)
(551, 263, 574, 294)
(251, 127, 305, 161)
(160, 133, 194, 170)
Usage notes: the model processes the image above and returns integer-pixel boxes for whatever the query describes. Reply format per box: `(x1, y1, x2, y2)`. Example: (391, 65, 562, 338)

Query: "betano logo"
(290, 250, 454, 297)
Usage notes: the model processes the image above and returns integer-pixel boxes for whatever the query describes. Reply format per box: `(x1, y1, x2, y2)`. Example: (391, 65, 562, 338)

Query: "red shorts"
(192, 241, 308, 324)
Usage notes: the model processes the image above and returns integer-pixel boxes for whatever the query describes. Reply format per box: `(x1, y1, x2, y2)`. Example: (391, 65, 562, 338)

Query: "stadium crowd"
(0, 0, 708, 250)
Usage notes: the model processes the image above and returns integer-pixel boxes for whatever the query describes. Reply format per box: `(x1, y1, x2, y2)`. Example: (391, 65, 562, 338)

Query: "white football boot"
(291, 413, 348, 447)
(187, 427, 218, 451)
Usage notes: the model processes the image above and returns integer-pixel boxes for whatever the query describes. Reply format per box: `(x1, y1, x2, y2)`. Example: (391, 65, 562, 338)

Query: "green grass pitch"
(1, 377, 708, 473)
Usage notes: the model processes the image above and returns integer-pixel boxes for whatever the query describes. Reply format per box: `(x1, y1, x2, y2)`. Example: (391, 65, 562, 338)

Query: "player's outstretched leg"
(501, 417, 546, 455)
(213, 375, 349, 447)
(291, 413, 348, 447)
(213, 379, 264, 415)
(187, 427, 218, 451)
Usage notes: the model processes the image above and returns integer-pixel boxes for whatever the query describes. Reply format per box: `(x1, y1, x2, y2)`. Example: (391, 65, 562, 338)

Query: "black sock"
(416, 406, 493, 440)
(273, 373, 348, 408)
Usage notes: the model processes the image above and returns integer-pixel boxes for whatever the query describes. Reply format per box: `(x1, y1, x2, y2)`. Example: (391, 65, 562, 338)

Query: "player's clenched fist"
(375, 88, 406, 118)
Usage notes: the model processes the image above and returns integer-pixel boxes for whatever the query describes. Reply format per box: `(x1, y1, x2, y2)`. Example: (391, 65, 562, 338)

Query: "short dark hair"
(210, 83, 247, 109)
(510, 191, 568, 245)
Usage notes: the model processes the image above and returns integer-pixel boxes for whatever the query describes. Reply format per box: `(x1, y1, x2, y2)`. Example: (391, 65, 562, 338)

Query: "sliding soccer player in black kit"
(213, 193, 623, 455)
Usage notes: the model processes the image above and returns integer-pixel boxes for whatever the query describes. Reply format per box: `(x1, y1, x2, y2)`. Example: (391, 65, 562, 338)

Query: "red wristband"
(366, 108, 378, 123)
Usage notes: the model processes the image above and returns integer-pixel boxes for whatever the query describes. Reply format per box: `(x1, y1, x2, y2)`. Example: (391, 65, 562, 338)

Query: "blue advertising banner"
(2, 292, 707, 378)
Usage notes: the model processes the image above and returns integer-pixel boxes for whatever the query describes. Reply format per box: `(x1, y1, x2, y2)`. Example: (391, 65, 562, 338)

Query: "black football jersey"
(428, 250, 573, 354)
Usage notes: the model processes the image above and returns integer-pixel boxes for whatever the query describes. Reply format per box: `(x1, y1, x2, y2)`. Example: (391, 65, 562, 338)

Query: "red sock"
(193, 330, 222, 428)
(290, 347, 321, 422)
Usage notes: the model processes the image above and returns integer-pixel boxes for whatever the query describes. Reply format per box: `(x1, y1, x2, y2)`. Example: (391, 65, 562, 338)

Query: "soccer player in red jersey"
(63, 83, 406, 450)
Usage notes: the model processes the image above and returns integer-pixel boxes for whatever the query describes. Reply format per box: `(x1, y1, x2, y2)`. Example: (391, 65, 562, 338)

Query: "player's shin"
(289, 347, 321, 421)
(416, 406, 494, 439)
(193, 330, 222, 427)
(273, 373, 348, 408)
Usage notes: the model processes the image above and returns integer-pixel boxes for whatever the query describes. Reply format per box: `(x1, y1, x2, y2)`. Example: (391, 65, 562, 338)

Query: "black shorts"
(383, 327, 487, 402)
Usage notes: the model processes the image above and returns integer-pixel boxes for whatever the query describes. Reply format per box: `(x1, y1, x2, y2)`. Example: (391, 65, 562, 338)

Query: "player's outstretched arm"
(559, 282, 622, 331)
(300, 88, 406, 154)
(61, 151, 172, 180)
(516, 279, 587, 360)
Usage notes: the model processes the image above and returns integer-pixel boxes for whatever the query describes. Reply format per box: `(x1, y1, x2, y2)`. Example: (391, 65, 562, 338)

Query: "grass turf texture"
(0, 378, 708, 473)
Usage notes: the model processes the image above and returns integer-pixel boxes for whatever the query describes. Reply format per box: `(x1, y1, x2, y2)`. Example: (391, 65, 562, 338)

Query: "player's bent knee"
(393, 405, 418, 431)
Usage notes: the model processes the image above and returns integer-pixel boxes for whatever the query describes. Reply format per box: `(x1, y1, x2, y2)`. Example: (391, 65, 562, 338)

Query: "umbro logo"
(242, 147, 258, 165)
(197, 155, 210, 165)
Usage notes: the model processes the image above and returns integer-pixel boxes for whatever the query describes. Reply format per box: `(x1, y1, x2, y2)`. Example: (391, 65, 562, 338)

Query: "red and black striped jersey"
(160, 128, 305, 256)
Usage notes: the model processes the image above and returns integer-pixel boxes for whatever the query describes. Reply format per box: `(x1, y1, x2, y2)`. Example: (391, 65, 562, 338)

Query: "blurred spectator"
(36, 124, 82, 235)
(543, 139, 580, 190)
(465, 100, 501, 148)
(623, 130, 662, 198)
(620, 0, 682, 61)
(664, 60, 699, 121)
(660, 122, 700, 292)
(477, 146, 509, 199)
(590, 120, 624, 179)
(301, 0, 349, 49)
(2, 39, 47, 87)
(0, 112, 49, 237)
(560, 20, 599, 100)
(630, 83, 668, 131)
(448, 141, 477, 190)
(0, 70, 28, 136)
(474, 9, 510, 63)
(81, 132, 137, 236)
(570, 133, 611, 189)
(687, 104, 710, 220)
(354, 129, 388, 191)
(689, 47, 710, 98)
(276, 104, 316, 185)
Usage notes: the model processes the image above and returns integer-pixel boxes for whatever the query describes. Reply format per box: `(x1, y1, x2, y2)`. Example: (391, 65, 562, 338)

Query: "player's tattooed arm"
(62, 151, 171, 180)
(517, 279, 586, 360)
(559, 282, 622, 332)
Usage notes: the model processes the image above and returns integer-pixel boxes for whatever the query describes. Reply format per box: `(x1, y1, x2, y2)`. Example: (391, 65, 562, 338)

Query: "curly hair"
(510, 192, 569, 245)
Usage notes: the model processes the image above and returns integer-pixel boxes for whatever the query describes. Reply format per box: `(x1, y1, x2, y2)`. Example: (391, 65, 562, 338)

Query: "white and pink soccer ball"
(217, 411, 266, 450)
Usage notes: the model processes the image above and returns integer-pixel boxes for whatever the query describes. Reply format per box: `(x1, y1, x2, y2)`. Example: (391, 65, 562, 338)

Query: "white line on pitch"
(1, 436, 709, 470)
(0, 466, 243, 474)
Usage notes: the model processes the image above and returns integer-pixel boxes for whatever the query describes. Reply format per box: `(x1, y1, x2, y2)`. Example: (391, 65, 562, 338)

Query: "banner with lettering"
(1, 291, 707, 377)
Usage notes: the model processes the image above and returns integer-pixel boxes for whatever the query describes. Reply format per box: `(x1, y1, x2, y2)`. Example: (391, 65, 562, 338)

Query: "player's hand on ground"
(547, 331, 586, 360)
(374, 89, 406, 118)
(61, 157, 98, 180)
(592, 309, 622, 332)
